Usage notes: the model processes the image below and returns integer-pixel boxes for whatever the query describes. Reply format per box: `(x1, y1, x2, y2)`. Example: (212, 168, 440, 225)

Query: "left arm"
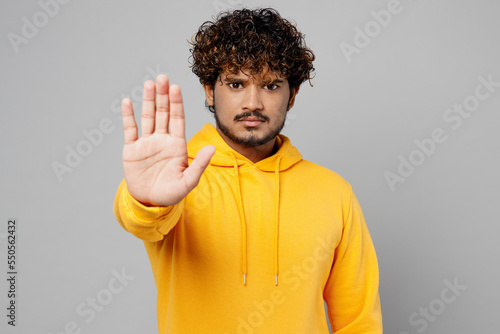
(323, 187, 383, 333)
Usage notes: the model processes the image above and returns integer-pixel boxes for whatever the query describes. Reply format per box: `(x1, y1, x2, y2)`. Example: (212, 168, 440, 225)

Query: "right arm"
(113, 74, 215, 241)
(113, 179, 185, 242)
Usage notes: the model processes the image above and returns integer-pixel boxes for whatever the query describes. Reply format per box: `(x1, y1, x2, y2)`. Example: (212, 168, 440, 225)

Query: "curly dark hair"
(189, 7, 315, 111)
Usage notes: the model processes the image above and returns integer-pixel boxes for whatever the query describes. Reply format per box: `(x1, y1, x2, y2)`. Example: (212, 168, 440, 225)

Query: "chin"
(215, 113, 285, 147)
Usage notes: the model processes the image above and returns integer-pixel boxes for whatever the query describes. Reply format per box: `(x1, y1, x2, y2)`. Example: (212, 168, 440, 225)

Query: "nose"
(243, 85, 264, 111)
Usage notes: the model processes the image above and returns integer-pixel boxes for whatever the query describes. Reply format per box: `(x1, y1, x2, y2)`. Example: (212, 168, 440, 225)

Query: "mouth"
(238, 117, 266, 127)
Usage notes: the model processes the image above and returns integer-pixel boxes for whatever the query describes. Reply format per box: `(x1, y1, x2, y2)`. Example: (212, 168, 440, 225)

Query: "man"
(114, 8, 382, 333)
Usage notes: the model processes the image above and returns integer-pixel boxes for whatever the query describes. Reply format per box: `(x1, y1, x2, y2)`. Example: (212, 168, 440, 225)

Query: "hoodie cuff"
(123, 184, 178, 223)
(115, 180, 184, 241)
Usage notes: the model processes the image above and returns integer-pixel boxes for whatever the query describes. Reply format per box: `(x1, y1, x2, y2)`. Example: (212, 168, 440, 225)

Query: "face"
(204, 68, 299, 148)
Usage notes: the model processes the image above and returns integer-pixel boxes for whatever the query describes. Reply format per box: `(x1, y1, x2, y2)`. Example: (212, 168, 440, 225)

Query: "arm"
(323, 187, 383, 333)
(113, 74, 214, 240)
(113, 178, 184, 242)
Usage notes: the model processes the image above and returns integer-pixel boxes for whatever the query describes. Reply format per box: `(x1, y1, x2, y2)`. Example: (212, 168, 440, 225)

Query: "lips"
(238, 117, 266, 127)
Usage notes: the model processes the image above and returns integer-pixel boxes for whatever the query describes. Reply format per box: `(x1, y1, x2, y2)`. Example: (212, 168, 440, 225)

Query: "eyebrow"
(267, 79, 285, 84)
(224, 77, 246, 83)
(224, 77, 285, 84)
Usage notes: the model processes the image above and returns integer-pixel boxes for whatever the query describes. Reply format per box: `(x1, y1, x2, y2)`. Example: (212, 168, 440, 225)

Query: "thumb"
(182, 145, 216, 191)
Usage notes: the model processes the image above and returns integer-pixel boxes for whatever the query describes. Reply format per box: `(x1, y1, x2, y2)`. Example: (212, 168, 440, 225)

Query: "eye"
(264, 84, 279, 91)
(228, 83, 243, 89)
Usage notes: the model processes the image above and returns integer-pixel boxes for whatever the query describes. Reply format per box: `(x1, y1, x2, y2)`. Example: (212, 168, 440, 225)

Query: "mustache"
(233, 111, 269, 122)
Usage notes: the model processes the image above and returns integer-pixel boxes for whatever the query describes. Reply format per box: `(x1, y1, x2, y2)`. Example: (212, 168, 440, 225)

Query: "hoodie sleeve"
(113, 179, 184, 242)
(323, 186, 383, 333)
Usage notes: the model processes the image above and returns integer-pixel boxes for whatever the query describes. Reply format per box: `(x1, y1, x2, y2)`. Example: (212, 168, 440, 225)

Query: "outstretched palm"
(121, 74, 215, 207)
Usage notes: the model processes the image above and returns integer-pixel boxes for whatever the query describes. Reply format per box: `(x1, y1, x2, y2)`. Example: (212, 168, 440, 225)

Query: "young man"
(114, 8, 382, 333)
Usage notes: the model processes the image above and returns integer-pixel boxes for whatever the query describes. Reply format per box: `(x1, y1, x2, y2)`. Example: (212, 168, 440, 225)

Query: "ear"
(203, 84, 215, 107)
(287, 86, 300, 110)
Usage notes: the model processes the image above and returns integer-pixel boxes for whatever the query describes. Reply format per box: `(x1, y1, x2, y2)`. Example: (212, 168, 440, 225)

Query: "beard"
(214, 108, 287, 147)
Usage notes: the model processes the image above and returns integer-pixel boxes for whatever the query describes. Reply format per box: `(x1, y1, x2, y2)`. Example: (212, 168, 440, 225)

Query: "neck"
(216, 128, 277, 163)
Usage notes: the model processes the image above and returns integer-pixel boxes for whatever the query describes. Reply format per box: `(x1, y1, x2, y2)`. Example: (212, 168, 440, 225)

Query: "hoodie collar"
(187, 123, 302, 171)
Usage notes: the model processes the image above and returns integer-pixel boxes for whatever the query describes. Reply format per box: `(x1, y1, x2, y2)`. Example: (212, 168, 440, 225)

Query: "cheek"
(214, 91, 236, 112)
(273, 96, 291, 115)
(277, 90, 291, 109)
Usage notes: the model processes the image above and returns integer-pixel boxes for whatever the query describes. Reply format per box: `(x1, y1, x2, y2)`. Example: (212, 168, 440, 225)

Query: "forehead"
(219, 66, 286, 83)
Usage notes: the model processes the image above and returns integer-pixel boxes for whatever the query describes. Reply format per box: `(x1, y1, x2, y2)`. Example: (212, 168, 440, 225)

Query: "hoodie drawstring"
(229, 152, 248, 285)
(273, 156, 282, 286)
(229, 152, 282, 286)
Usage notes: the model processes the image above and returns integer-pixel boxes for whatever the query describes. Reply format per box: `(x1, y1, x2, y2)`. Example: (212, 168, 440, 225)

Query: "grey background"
(1, 0, 499, 333)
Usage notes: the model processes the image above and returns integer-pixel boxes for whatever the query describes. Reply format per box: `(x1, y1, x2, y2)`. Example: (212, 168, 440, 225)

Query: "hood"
(187, 123, 303, 286)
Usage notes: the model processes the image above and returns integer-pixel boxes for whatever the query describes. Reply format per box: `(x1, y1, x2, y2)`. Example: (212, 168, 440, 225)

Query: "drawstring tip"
(243, 273, 247, 285)
(275, 274, 278, 286)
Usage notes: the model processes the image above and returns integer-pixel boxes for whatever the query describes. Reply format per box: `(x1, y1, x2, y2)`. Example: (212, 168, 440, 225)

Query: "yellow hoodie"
(114, 123, 382, 333)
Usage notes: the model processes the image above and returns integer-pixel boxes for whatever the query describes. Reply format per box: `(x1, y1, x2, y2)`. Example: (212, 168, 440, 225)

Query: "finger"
(121, 98, 138, 144)
(141, 80, 156, 136)
(168, 84, 185, 139)
(155, 74, 169, 134)
(183, 145, 216, 191)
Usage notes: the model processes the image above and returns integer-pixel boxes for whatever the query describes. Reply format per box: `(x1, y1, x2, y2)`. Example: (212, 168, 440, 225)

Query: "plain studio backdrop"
(1, 0, 499, 333)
